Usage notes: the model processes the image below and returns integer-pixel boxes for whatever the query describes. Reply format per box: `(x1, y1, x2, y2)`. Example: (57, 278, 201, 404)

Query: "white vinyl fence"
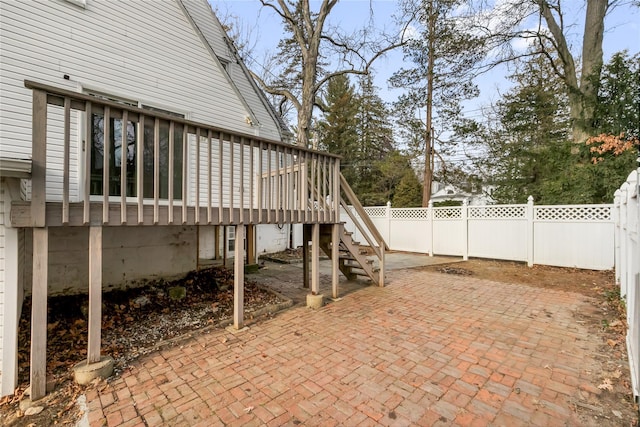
(614, 169, 639, 403)
(341, 197, 615, 270)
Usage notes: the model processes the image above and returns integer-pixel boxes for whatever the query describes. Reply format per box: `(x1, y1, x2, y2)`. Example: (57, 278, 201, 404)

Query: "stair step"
(353, 271, 378, 279)
(342, 258, 374, 266)
(351, 265, 380, 273)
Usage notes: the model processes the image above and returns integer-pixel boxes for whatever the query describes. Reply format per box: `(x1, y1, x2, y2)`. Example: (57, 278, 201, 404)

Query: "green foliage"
(390, 0, 481, 200)
(318, 74, 414, 205)
(392, 168, 423, 207)
(317, 74, 359, 184)
(463, 51, 639, 204)
(594, 51, 640, 139)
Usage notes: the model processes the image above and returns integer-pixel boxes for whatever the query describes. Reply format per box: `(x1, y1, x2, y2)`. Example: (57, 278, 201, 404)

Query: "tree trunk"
(575, 0, 607, 143)
(537, 0, 607, 144)
(422, 0, 436, 207)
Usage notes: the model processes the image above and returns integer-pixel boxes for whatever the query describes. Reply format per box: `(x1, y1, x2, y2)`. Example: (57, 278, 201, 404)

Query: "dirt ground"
(421, 258, 614, 299)
(0, 258, 637, 426)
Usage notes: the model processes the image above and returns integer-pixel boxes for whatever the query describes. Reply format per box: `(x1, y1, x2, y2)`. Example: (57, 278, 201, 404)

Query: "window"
(227, 226, 235, 252)
(88, 92, 184, 200)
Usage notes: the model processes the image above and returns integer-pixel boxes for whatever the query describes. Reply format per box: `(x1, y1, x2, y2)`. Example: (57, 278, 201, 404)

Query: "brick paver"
(87, 268, 606, 426)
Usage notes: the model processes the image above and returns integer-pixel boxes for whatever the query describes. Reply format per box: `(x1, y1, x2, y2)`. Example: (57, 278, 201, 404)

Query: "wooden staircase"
(319, 223, 380, 284)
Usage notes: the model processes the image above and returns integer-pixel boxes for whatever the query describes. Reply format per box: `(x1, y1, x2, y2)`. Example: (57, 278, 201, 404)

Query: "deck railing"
(24, 80, 340, 227)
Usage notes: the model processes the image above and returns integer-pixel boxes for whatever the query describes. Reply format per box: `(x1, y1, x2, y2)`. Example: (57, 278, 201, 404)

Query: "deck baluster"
(136, 115, 144, 224)
(121, 110, 129, 224)
(207, 130, 212, 224)
(153, 117, 160, 224)
(62, 98, 71, 225)
(195, 128, 201, 224)
(168, 121, 174, 224)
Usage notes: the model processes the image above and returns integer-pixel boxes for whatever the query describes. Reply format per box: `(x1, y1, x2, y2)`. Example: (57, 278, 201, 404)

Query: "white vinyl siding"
(180, 0, 284, 141)
(0, 0, 255, 165)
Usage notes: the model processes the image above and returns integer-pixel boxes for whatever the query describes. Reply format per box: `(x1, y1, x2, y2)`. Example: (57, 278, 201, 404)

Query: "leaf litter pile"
(0, 266, 287, 426)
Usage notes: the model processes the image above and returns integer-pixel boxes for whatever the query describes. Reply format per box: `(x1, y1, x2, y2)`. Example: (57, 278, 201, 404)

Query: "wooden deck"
(16, 80, 387, 401)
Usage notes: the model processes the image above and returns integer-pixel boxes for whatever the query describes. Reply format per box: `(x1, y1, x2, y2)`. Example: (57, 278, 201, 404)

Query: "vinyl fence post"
(614, 190, 621, 288)
(428, 200, 434, 257)
(386, 201, 392, 249)
(462, 199, 469, 261)
(621, 184, 629, 295)
(527, 196, 534, 267)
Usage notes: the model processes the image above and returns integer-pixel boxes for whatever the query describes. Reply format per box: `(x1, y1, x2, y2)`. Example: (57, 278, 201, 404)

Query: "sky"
(212, 0, 640, 165)
(212, 0, 640, 108)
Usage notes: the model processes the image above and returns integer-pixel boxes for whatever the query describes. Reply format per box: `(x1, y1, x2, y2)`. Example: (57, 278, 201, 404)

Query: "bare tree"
(252, 0, 408, 147)
(470, 0, 613, 144)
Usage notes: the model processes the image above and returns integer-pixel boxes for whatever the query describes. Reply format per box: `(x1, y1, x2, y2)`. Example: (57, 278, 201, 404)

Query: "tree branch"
(249, 69, 301, 112)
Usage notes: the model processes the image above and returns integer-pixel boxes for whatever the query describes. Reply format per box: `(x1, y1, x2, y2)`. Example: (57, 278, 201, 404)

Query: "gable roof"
(178, 0, 292, 141)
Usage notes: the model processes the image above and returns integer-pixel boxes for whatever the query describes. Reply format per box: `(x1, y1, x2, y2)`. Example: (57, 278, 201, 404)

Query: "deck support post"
(88, 226, 102, 364)
(30, 227, 48, 401)
(233, 224, 245, 329)
(72, 225, 113, 385)
(311, 223, 320, 295)
(302, 225, 310, 288)
(331, 223, 340, 299)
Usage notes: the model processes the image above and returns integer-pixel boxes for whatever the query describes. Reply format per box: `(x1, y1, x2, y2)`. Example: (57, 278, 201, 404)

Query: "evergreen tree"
(463, 51, 639, 204)
(392, 169, 423, 207)
(390, 0, 481, 206)
(355, 75, 395, 203)
(317, 74, 414, 205)
(317, 75, 359, 185)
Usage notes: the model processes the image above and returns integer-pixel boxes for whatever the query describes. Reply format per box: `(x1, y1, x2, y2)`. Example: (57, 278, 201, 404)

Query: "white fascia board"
(0, 158, 32, 179)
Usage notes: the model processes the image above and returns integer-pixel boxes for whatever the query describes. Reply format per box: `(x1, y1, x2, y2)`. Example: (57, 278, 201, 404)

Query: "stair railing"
(338, 173, 387, 286)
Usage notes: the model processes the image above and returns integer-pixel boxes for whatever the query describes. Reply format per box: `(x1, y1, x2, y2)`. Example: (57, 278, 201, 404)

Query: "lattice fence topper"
(468, 205, 526, 219)
(432, 207, 462, 219)
(363, 206, 387, 217)
(534, 205, 612, 221)
(391, 208, 429, 219)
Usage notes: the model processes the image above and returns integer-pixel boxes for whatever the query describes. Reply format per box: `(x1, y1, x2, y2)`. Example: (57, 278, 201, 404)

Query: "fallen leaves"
(597, 378, 614, 392)
(4, 266, 286, 426)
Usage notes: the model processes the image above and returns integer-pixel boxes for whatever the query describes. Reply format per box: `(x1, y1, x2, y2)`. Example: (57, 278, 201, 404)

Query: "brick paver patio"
(86, 268, 605, 426)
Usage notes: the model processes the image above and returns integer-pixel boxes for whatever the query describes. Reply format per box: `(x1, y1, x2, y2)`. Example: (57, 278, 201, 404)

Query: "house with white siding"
(0, 0, 385, 400)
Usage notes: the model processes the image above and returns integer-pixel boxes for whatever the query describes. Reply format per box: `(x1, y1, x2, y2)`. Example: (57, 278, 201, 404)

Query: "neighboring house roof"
(431, 183, 494, 206)
(178, 0, 292, 142)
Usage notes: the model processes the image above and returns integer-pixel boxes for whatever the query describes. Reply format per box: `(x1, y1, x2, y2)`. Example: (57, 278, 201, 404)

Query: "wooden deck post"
(331, 223, 340, 299)
(311, 223, 320, 295)
(30, 227, 48, 401)
(302, 224, 310, 289)
(233, 224, 245, 329)
(87, 226, 102, 364)
(31, 90, 47, 228)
